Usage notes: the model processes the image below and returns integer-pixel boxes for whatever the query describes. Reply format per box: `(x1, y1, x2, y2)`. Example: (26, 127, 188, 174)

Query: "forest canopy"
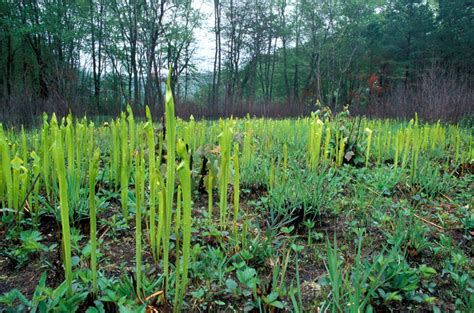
(0, 0, 473, 123)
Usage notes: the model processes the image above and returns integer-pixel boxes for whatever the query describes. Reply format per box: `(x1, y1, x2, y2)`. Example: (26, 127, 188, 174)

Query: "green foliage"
(134, 146, 145, 295)
(2, 230, 54, 269)
(269, 165, 341, 222)
(120, 114, 129, 223)
(51, 114, 74, 297)
(174, 139, 192, 312)
(232, 142, 240, 246)
(0, 272, 88, 312)
(144, 106, 157, 261)
(163, 66, 177, 289)
(0, 112, 472, 312)
(0, 126, 13, 209)
(218, 123, 232, 229)
(88, 148, 101, 294)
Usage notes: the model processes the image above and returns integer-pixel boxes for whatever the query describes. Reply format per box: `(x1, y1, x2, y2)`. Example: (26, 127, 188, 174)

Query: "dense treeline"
(0, 0, 473, 123)
(0, 0, 200, 123)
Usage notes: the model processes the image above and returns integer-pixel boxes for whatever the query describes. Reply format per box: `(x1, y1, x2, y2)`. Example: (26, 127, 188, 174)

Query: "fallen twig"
(414, 213, 444, 232)
(145, 290, 164, 301)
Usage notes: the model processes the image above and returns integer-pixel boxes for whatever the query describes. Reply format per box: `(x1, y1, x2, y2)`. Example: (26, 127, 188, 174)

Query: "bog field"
(0, 84, 473, 312)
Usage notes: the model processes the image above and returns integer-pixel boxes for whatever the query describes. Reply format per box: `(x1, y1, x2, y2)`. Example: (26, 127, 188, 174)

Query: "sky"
(191, 0, 215, 72)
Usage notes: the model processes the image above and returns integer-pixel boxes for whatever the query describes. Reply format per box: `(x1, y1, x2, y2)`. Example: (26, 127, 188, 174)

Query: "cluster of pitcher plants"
(0, 69, 472, 311)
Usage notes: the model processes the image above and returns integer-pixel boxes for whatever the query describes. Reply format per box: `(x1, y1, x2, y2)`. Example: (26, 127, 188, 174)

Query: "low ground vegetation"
(0, 82, 472, 312)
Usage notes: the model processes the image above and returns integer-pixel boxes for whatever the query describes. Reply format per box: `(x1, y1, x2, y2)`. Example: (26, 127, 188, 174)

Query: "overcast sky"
(191, 0, 215, 72)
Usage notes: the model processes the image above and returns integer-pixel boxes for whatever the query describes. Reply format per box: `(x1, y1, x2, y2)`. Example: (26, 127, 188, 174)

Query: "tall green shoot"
(233, 143, 240, 247)
(365, 128, 372, 167)
(207, 166, 213, 224)
(410, 117, 420, 182)
(174, 185, 182, 257)
(323, 121, 331, 161)
(308, 117, 323, 169)
(336, 136, 347, 167)
(135, 146, 145, 295)
(120, 114, 129, 223)
(51, 114, 73, 297)
(11, 156, 22, 214)
(19, 162, 28, 223)
(110, 120, 120, 190)
(144, 106, 157, 260)
(242, 119, 252, 168)
(269, 159, 275, 190)
(164, 66, 176, 288)
(174, 139, 192, 312)
(88, 148, 101, 295)
(65, 114, 75, 179)
(41, 114, 51, 198)
(31, 151, 41, 226)
(218, 124, 232, 229)
(454, 131, 461, 166)
(0, 126, 13, 210)
(156, 189, 165, 264)
(394, 130, 401, 168)
(20, 127, 29, 202)
(127, 105, 136, 170)
(174, 185, 182, 308)
(401, 122, 412, 169)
